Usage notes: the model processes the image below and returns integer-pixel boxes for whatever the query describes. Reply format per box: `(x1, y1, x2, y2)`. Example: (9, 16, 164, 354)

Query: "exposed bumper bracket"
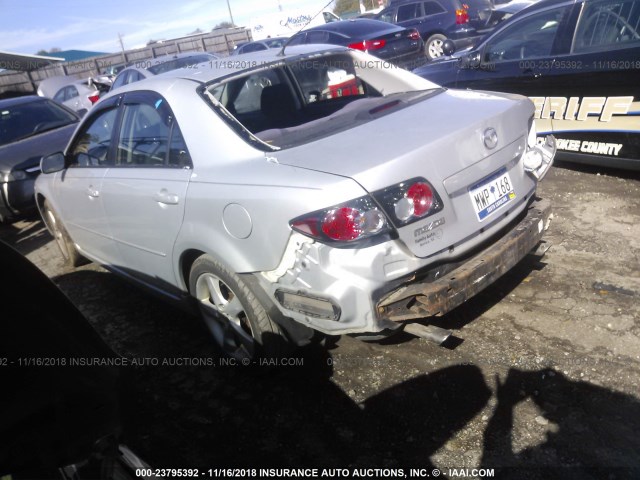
(379, 197, 552, 322)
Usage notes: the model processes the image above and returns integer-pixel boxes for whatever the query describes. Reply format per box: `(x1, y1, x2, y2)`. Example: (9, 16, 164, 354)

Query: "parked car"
(110, 52, 219, 91)
(286, 19, 425, 68)
(231, 37, 289, 55)
(38, 77, 104, 115)
(35, 45, 555, 360)
(413, 0, 640, 170)
(0, 96, 79, 222)
(374, 0, 494, 59)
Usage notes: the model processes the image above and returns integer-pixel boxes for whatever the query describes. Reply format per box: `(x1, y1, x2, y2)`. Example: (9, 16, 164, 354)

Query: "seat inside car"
(260, 84, 299, 129)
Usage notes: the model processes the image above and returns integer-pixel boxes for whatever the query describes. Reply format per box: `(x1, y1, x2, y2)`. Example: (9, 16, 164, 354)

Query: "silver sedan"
(35, 45, 556, 360)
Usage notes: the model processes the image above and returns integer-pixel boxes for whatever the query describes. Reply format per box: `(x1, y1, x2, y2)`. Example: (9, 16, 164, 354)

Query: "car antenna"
(277, 0, 334, 57)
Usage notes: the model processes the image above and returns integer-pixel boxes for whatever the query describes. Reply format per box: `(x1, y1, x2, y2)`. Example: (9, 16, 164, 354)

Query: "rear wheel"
(425, 34, 447, 60)
(189, 255, 289, 360)
(43, 200, 86, 267)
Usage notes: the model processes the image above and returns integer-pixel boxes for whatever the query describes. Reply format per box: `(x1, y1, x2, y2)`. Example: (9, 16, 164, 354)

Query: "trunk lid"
(272, 89, 536, 257)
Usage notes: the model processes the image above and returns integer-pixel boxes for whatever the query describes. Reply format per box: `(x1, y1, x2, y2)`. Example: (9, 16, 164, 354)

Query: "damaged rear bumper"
(378, 197, 552, 321)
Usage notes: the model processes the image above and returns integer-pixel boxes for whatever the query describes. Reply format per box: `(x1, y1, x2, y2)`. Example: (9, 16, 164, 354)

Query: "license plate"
(469, 168, 516, 221)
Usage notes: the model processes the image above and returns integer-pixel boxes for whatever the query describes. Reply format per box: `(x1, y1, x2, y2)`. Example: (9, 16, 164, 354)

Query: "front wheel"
(425, 34, 447, 60)
(189, 255, 289, 360)
(43, 200, 87, 267)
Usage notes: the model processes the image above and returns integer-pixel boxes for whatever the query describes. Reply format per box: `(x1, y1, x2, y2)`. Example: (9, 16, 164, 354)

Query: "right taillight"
(408, 29, 422, 41)
(456, 8, 469, 24)
(373, 177, 443, 227)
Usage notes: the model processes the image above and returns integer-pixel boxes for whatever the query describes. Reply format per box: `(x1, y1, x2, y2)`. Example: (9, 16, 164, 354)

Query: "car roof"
(301, 18, 404, 36)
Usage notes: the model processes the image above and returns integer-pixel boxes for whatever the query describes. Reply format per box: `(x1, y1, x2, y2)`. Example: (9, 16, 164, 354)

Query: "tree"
(213, 21, 235, 30)
(35, 47, 62, 55)
(188, 28, 204, 35)
(333, 0, 360, 16)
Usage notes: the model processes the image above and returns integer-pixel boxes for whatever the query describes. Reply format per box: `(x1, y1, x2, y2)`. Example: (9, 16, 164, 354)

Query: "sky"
(0, 0, 337, 54)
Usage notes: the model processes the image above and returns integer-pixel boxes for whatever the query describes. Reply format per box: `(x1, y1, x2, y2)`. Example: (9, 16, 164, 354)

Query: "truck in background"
(249, 10, 340, 41)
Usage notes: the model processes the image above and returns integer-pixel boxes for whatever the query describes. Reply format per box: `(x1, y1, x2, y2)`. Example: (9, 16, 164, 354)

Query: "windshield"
(0, 99, 78, 146)
(204, 52, 440, 149)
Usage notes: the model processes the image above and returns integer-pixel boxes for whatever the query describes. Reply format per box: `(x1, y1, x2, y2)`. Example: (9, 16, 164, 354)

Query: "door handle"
(153, 189, 179, 205)
(86, 186, 100, 198)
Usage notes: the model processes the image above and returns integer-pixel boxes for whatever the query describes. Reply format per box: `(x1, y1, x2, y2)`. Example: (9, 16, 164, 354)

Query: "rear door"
(100, 91, 192, 294)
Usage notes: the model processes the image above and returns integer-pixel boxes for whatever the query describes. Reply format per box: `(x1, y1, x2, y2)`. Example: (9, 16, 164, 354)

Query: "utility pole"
(226, 0, 235, 26)
(118, 33, 126, 64)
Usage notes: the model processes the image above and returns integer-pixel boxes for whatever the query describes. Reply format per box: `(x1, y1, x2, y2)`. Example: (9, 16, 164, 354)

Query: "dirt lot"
(2, 162, 639, 479)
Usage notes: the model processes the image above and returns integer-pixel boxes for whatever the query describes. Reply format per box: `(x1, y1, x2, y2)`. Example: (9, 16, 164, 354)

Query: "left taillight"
(348, 39, 387, 51)
(373, 177, 443, 227)
(88, 94, 100, 104)
(290, 196, 392, 247)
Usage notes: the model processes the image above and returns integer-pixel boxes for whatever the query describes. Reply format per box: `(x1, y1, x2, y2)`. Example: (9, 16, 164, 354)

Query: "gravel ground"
(2, 162, 639, 479)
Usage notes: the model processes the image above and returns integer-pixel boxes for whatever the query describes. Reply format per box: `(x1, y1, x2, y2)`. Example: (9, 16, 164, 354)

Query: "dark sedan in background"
(413, 0, 640, 170)
(0, 96, 79, 222)
(287, 19, 426, 69)
(374, 0, 494, 59)
(231, 37, 289, 55)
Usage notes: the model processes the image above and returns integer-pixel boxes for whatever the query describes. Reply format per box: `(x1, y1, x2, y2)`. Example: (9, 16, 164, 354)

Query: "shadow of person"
(481, 368, 640, 479)
(358, 364, 492, 467)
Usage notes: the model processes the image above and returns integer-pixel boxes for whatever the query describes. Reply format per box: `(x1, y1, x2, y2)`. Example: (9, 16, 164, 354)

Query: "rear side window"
(574, 0, 640, 52)
(116, 96, 191, 168)
(397, 3, 422, 21)
(423, 2, 445, 15)
(69, 108, 118, 167)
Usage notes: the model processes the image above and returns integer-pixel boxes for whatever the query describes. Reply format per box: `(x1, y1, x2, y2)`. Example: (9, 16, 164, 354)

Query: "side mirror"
(468, 51, 482, 69)
(458, 51, 482, 69)
(442, 40, 456, 56)
(41, 152, 66, 174)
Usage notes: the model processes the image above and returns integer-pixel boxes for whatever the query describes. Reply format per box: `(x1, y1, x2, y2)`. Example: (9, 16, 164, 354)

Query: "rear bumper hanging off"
(378, 197, 552, 322)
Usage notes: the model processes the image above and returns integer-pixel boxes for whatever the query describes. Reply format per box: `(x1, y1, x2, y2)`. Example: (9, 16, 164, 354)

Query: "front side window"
(484, 5, 571, 62)
(574, 0, 640, 52)
(397, 3, 422, 21)
(69, 108, 118, 167)
(378, 9, 396, 23)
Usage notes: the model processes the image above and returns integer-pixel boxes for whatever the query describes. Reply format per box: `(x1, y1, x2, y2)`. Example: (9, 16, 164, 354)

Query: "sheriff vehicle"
(413, 0, 640, 170)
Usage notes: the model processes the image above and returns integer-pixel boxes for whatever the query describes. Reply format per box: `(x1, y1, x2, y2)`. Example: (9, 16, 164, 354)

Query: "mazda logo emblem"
(483, 128, 498, 149)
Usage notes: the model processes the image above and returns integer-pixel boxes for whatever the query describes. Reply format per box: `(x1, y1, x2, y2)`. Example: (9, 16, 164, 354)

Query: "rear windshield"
(204, 52, 441, 149)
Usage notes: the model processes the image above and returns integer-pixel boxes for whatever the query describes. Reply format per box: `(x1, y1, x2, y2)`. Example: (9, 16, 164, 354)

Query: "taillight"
(408, 29, 421, 41)
(290, 196, 392, 246)
(373, 178, 443, 227)
(88, 94, 100, 104)
(348, 39, 387, 51)
(456, 8, 469, 24)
